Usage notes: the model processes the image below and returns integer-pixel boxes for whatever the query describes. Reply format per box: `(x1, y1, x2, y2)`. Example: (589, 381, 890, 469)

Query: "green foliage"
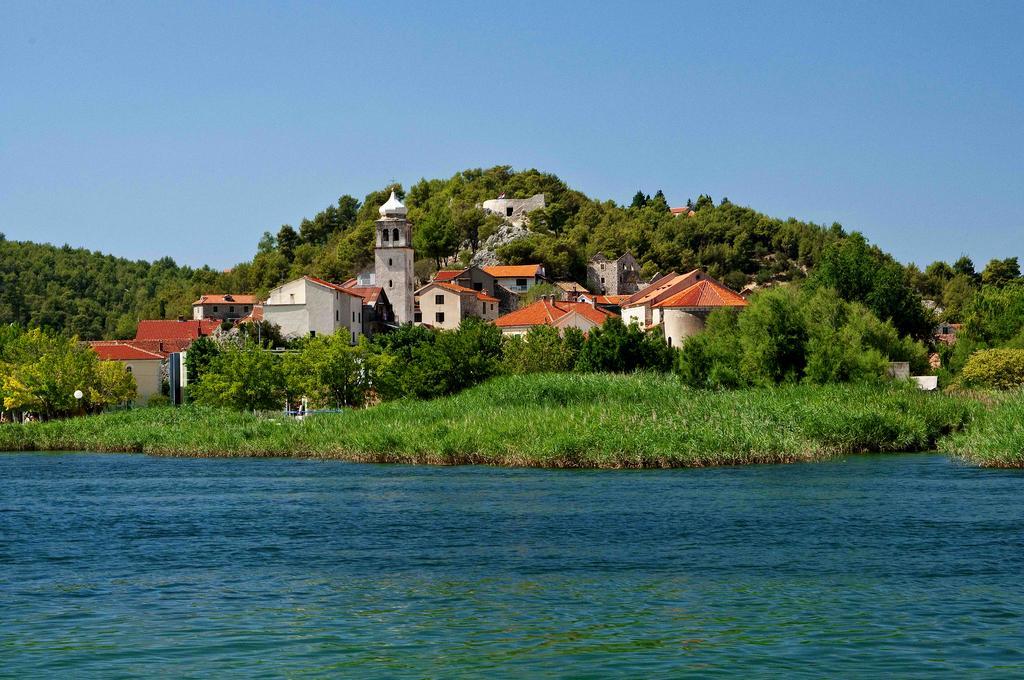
(678, 285, 929, 388)
(0, 327, 137, 417)
(574, 317, 675, 373)
(957, 349, 1024, 390)
(944, 391, 1024, 467)
(192, 342, 285, 411)
(283, 333, 367, 408)
(520, 282, 560, 305)
(810, 232, 933, 339)
(981, 257, 1021, 287)
(961, 283, 1024, 346)
(501, 325, 579, 374)
(0, 376, 982, 468)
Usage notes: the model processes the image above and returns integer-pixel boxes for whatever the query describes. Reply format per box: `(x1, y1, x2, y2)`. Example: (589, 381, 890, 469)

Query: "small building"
(433, 266, 499, 297)
(651, 279, 748, 348)
(481, 264, 547, 295)
(554, 281, 589, 301)
(192, 294, 258, 322)
(620, 270, 709, 329)
(587, 252, 643, 296)
(132, 319, 221, 356)
(934, 322, 961, 346)
(89, 342, 165, 403)
(670, 206, 696, 217)
(481, 193, 545, 222)
(578, 293, 630, 315)
(262, 276, 365, 342)
(414, 281, 499, 330)
(339, 281, 394, 337)
(494, 297, 617, 337)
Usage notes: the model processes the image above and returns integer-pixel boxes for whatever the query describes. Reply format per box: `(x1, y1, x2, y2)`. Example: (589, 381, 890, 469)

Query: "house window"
(506, 206, 514, 217)
(289, 294, 295, 303)
(244, 307, 250, 313)
(667, 337, 673, 347)
(490, 304, 494, 311)
(473, 282, 482, 291)
(516, 278, 527, 288)
(481, 302, 486, 314)
(230, 306, 234, 313)
(414, 311, 422, 323)
(310, 330, 316, 338)
(213, 306, 218, 312)
(358, 312, 361, 322)
(382, 229, 389, 242)
(601, 277, 605, 284)
(335, 310, 339, 322)
(389, 280, 393, 288)
(352, 311, 356, 322)
(351, 331, 356, 343)
(388, 258, 393, 266)
(435, 312, 445, 323)
(125, 366, 133, 374)
(435, 294, 445, 305)
(392, 228, 400, 242)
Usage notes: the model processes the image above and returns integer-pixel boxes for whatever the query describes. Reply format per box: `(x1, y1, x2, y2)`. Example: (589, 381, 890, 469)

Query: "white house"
(481, 264, 547, 295)
(262, 276, 365, 343)
(620, 269, 708, 329)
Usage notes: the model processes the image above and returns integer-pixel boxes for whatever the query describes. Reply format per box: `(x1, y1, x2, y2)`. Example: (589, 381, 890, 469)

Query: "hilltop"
(0, 165, 930, 338)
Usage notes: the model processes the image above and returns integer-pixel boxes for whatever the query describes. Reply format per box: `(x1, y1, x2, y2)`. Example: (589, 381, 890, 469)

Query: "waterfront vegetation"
(0, 374, 984, 467)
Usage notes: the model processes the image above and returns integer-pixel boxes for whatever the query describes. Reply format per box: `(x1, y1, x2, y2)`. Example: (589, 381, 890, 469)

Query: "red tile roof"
(343, 286, 384, 306)
(653, 279, 748, 309)
(671, 206, 696, 216)
(623, 270, 705, 307)
(89, 342, 165, 361)
(495, 299, 616, 328)
(304, 276, 365, 298)
(192, 294, 258, 306)
(423, 281, 499, 303)
(482, 264, 544, 278)
(433, 269, 467, 282)
(135, 319, 220, 341)
(239, 305, 264, 324)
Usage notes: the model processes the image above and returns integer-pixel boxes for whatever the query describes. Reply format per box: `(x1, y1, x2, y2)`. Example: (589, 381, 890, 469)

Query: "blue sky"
(1, 1, 1021, 271)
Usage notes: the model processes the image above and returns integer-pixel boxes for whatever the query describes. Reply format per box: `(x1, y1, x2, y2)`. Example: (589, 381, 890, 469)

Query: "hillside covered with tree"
(4, 165, 1017, 341)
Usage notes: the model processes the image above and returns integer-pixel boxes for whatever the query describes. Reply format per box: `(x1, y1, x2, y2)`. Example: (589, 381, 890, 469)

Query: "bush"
(958, 349, 1024, 390)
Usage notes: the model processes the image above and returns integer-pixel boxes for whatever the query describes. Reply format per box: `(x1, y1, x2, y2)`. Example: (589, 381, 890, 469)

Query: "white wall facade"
(263, 278, 363, 343)
(661, 309, 706, 348)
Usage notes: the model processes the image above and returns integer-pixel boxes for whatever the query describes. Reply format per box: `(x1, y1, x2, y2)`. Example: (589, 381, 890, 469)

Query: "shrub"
(958, 349, 1024, 390)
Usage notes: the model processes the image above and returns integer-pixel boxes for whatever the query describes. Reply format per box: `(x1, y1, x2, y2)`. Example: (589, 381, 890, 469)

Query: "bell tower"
(374, 191, 415, 325)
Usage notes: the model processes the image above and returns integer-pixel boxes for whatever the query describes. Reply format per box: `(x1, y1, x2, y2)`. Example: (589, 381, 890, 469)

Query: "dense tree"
(193, 342, 285, 411)
(981, 257, 1021, 287)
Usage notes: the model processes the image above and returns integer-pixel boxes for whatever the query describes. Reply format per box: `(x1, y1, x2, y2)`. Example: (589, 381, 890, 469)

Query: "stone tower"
(374, 191, 415, 325)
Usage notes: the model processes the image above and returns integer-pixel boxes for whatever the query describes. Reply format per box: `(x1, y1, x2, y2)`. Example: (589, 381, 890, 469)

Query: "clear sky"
(1, 1, 1021, 271)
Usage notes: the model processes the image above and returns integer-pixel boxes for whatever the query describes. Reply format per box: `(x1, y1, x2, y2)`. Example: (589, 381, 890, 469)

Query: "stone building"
(192, 294, 258, 322)
(587, 252, 643, 295)
(652, 278, 748, 348)
(414, 281, 499, 330)
(374, 191, 415, 325)
(481, 193, 545, 223)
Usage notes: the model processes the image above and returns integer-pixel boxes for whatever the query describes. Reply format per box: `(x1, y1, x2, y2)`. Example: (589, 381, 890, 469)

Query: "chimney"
(177, 315, 185, 322)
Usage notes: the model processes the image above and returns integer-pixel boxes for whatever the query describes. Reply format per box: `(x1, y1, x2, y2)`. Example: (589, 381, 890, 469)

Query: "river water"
(1, 452, 1023, 677)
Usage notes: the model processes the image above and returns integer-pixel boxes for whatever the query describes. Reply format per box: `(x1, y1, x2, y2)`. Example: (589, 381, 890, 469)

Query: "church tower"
(374, 191, 415, 325)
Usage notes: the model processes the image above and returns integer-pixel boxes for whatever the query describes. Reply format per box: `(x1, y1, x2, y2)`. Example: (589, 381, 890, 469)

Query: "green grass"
(0, 373, 984, 468)
(941, 390, 1024, 467)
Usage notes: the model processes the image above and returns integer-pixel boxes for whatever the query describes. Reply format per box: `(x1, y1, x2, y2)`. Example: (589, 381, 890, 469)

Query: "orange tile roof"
(135, 319, 220, 341)
(590, 294, 630, 305)
(239, 305, 264, 324)
(653, 279, 748, 309)
(623, 270, 704, 307)
(495, 299, 616, 328)
(425, 281, 499, 303)
(192, 294, 258, 306)
(89, 342, 165, 361)
(343, 286, 384, 306)
(482, 264, 544, 278)
(433, 269, 467, 282)
(671, 206, 696, 216)
(304, 276, 364, 298)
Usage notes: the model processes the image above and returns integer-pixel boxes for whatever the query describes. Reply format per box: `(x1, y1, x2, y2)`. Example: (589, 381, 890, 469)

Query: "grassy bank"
(0, 374, 984, 468)
(941, 391, 1024, 467)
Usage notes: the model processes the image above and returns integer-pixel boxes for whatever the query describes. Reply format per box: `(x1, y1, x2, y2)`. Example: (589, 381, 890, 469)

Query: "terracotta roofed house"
(494, 298, 616, 337)
(261, 275, 365, 343)
(192, 294, 258, 322)
(88, 342, 165, 403)
(414, 281, 499, 329)
(132, 319, 221, 356)
(481, 264, 546, 294)
(620, 269, 708, 329)
(652, 279, 748, 347)
(339, 279, 394, 337)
